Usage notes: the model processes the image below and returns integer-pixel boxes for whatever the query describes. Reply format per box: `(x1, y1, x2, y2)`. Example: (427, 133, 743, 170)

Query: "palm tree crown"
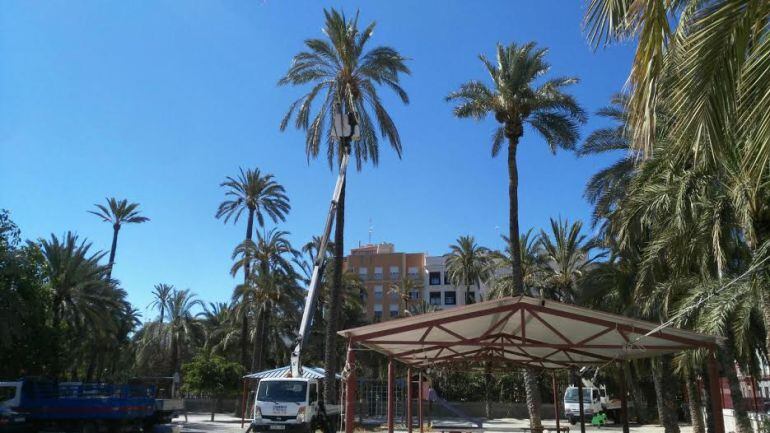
(89, 198, 150, 228)
(148, 283, 174, 324)
(88, 197, 149, 277)
(446, 42, 586, 155)
(279, 8, 410, 169)
(216, 168, 290, 228)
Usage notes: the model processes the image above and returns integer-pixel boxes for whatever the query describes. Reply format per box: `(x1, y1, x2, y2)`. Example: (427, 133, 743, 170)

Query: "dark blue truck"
(0, 378, 180, 432)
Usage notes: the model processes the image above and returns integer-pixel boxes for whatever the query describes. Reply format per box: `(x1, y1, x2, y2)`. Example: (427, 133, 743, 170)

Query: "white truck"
(251, 378, 339, 433)
(249, 109, 356, 433)
(564, 379, 626, 425)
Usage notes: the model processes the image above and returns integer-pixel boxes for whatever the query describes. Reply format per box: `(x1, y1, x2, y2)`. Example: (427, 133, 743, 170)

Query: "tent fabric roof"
(244, 366, 340, 380)
(339, 296, 720, 370)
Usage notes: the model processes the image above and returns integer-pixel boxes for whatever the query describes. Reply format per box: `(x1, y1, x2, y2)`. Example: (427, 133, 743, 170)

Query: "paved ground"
(170, 413, 695, 433)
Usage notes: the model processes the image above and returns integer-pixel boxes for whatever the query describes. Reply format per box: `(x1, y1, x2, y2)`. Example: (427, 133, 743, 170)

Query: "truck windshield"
(257, 381, 307, 403)
(564, 388, 591, 403)
(0, 386, 16, 406)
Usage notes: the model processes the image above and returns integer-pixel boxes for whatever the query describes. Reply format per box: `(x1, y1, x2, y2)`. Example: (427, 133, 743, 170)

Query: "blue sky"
(0, 1, 634, 320)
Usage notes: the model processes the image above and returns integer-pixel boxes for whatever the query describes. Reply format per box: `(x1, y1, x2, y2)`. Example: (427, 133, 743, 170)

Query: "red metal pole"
(552, 372, 560, 432)
(388, 357, 395, 433)
(708, 349, 725, 433)
(241, 378, 247, 428)
(418, 371, 424, 433)
(407, 368, 413, 433)
(345, 344, 357, 433)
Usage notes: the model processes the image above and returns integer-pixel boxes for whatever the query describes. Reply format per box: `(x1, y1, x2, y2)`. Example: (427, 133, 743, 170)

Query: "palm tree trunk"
(524, 368, 543, 430)
(241, 208, 256, 370)
(251, 307, 263, 372)
(159, 305, 165, 324)
(509, 134, 540, 428)
(171, 334, 179, 375)
(718, 342, 751, 433)
(652, 356, 680, 433)
(324, 176, 346, 405)
(762, 289, 770, 358)
(107, 225, 120, 278)
(685, 370, 705, 433)
(507, 136, 524, 295)
(701, 365, 715, 433)
(625, 361, 649, 423)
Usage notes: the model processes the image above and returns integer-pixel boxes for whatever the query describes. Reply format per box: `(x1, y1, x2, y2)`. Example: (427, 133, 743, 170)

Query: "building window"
(390, 307, 399, 318)
(444, 291, 457, 305)
(374, 311, 382, 322)
(374, 267, 383, 280)
(429, 292, 441, 306)
(429, 272, 441, 285)
(466, 291, 475, 305)
(390, 266, 400, 280)
(408, 266, 419, 280)
(409, 290, 420, 300)
(444, 272, 451, 285)
(374, 286, 383, 301)
(358, 268, 368, 281)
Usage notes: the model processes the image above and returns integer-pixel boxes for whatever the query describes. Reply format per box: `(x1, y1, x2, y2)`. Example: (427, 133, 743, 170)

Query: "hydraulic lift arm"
(290, 145, 351, 379)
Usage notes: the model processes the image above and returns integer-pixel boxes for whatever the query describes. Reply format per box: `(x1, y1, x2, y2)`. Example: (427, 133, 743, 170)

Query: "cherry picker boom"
(248, 110, 357, 433)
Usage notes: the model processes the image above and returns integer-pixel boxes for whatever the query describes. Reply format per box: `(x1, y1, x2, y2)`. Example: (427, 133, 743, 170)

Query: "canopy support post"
(552, 372, 560, 433)
(618, 362, 629, 433)
(388, 357, 394, 433)
(345, 342, 356, 433)
(407, 367, 413, 433)
(418, 371, 424, 433)
(577, 369, 586, 433)
(707, 348, 725, 433)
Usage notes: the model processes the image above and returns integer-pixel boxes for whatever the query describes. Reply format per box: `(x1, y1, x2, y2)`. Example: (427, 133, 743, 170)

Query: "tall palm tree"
(537, 218, 603, 303)
(88, 198, 149, 278)
(279, 8, 410, 402)
(216, 167, 290, 369)
(447, 42, 585, 429)
(445, 235, 492, 304)
(148, 283, 174, 323)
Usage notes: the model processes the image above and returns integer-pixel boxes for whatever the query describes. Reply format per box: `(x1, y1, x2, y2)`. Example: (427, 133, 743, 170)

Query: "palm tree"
(389, 276, 423, 317)
(488, 230, 543, 298)
(447, 43, 585, 429)
(88, 198, 149, 278)
(165, 288, 203, 375)
(216, 167, 290, 369)
(231, 229, 300, 371)
(148, 283, 174, 323)
(201, 302, 238, 355)
(445, 235, 492, 305)
(583, 0, 770, 166)
(537, 218, 603, 303)
(279, 8, 410, 402)
(39, 232, 117, 378)
(576, 95, 638, 226)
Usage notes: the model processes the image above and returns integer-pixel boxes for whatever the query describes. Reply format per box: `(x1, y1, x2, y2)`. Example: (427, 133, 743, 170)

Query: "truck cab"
(563, 385, 604, 424)
(252, 378, 335, 433)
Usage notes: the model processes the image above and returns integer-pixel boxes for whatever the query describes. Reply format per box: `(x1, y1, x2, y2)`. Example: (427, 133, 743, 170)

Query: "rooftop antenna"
(368, 218, 373, 244)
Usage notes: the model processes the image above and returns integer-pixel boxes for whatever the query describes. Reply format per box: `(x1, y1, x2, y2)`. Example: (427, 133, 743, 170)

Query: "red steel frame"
(342, 298, 724, 433)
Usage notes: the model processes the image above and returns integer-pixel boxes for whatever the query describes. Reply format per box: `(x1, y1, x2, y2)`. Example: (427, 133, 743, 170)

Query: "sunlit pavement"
(170, 414, 696, 433)
(172, 413, 249, 432)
